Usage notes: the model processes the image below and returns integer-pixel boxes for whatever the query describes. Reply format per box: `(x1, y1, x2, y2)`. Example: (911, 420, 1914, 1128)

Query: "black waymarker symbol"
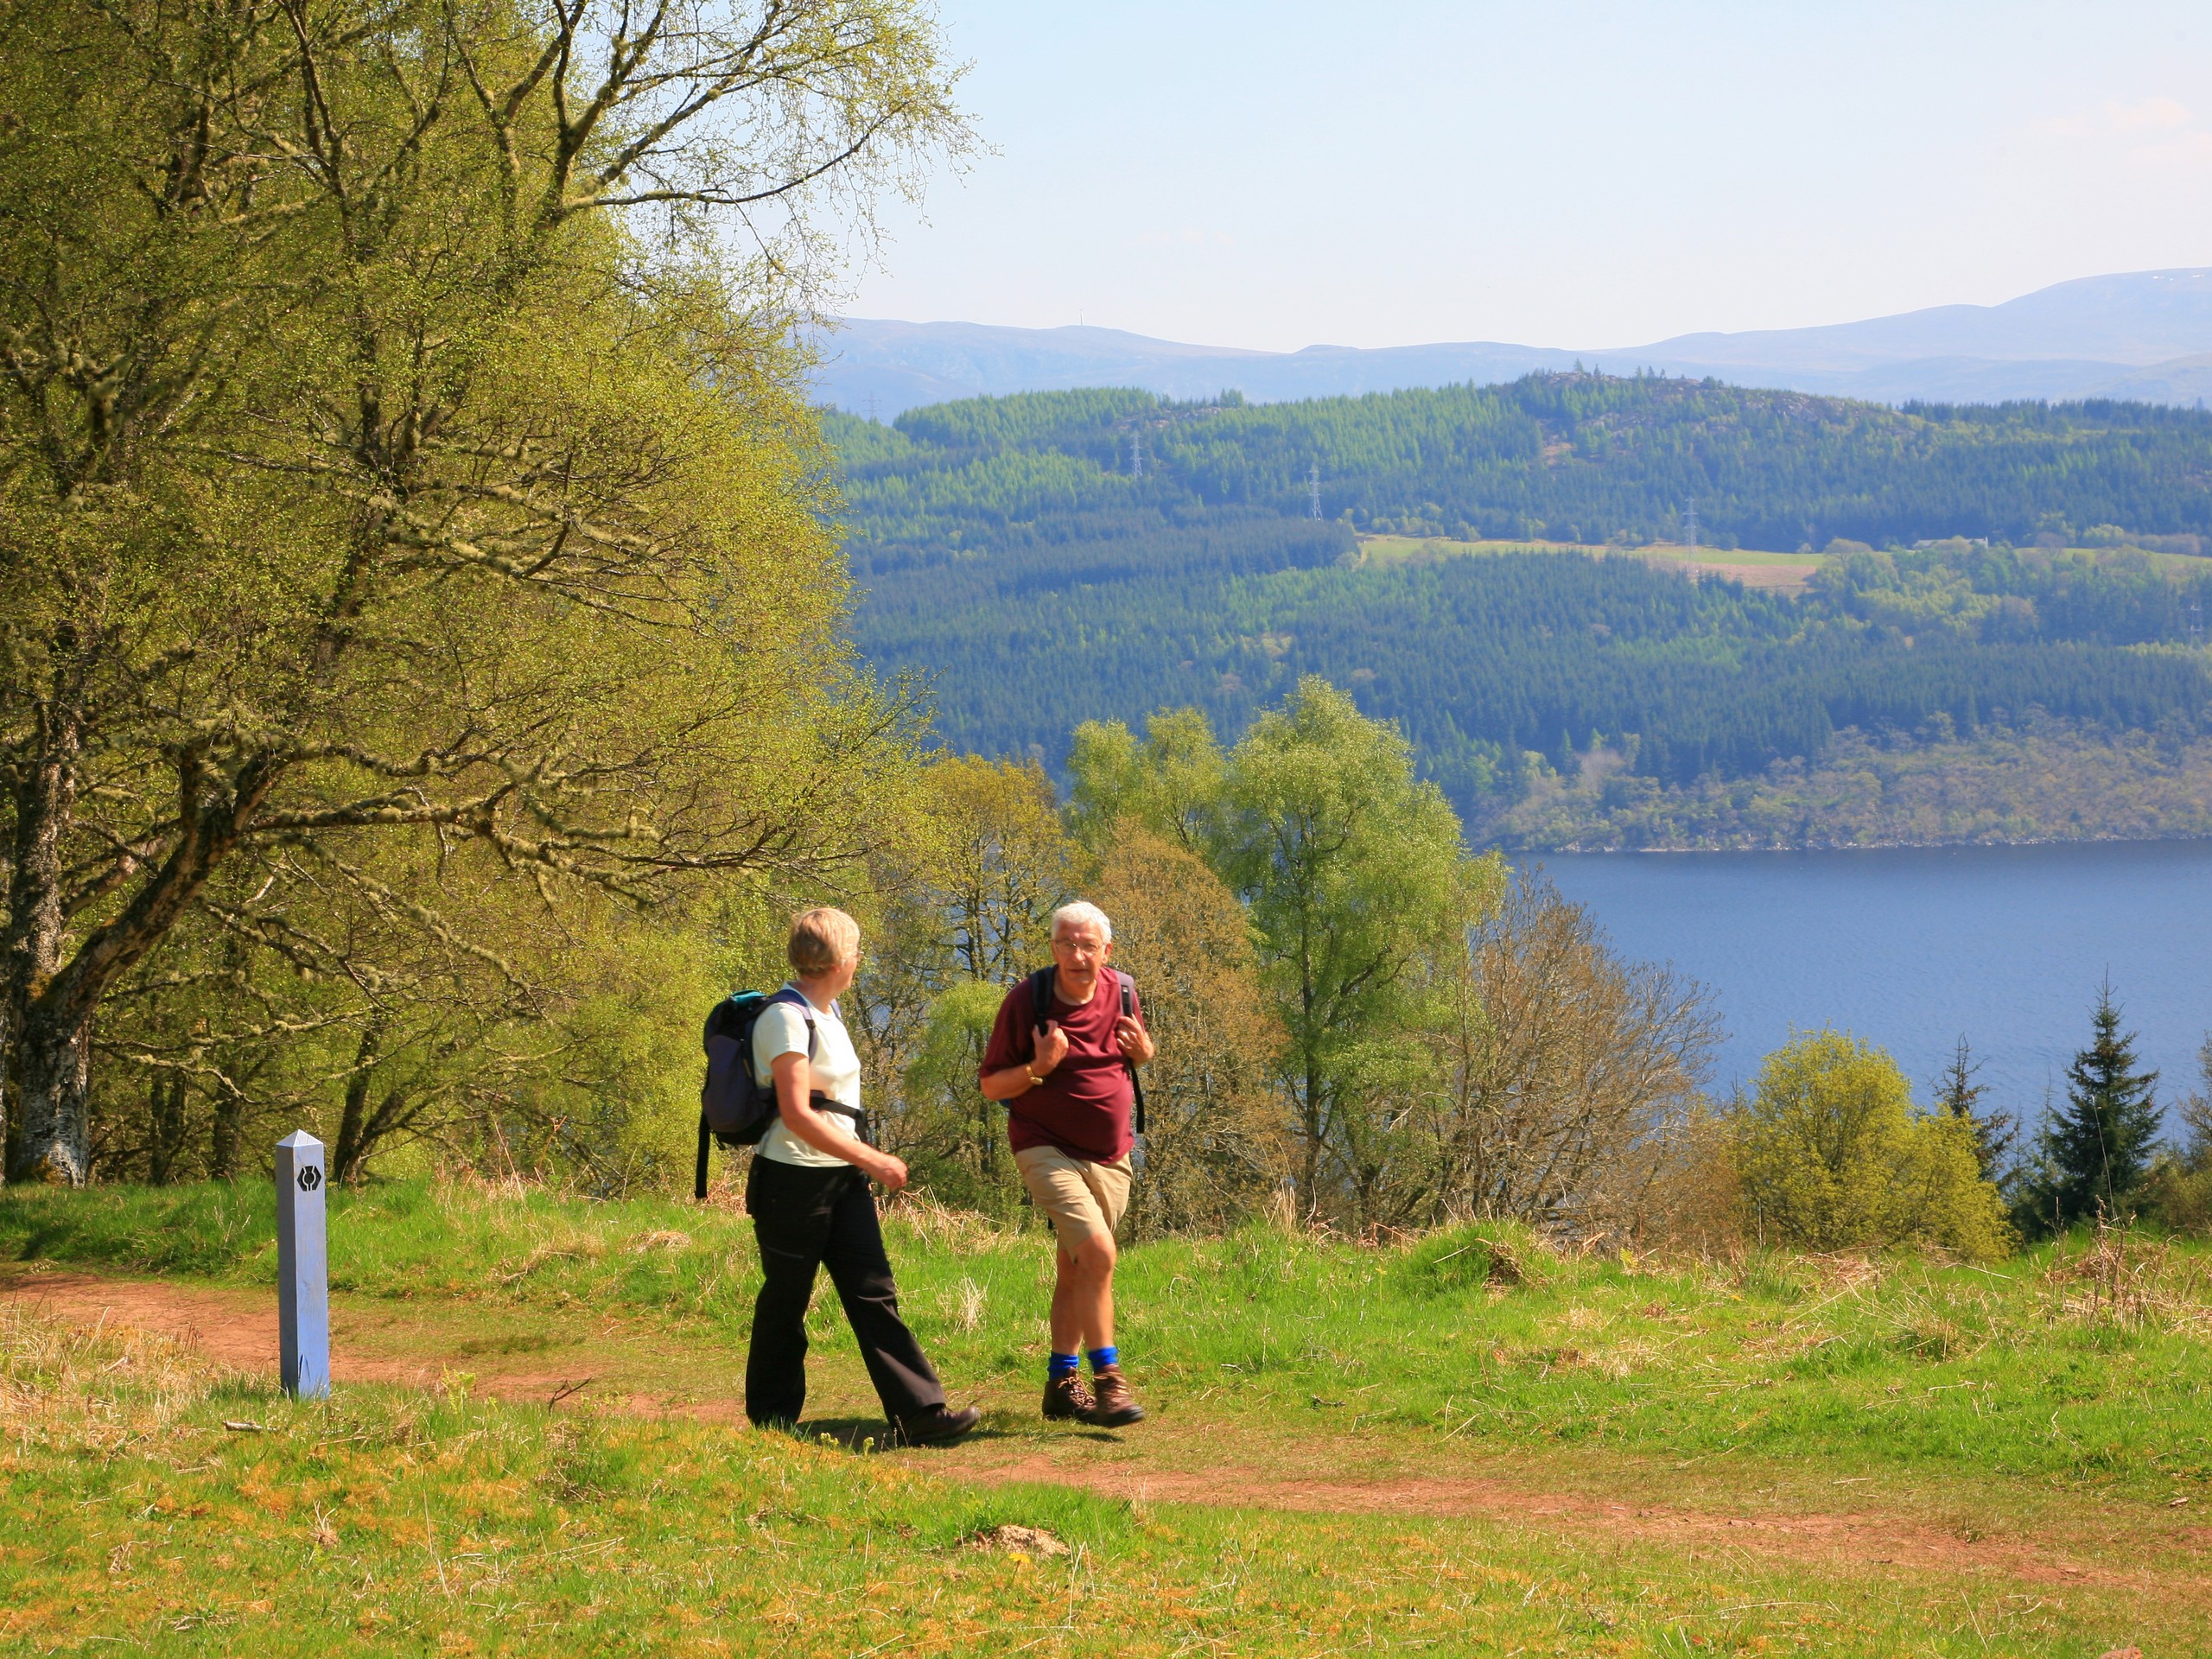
(297, 1166, 322, 1192)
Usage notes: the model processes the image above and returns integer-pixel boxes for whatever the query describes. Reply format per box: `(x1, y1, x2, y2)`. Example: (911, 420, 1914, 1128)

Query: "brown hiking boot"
(1087, 1363, 1145, 1427)
(1042, 1370, 1096, 1421)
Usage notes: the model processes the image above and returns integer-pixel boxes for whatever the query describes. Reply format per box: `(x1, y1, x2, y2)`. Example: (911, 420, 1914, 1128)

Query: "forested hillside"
(835, 376, 2212, 842)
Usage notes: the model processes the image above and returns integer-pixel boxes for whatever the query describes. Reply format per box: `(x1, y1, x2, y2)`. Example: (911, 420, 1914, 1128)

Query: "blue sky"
(846, 1, 2212, 351)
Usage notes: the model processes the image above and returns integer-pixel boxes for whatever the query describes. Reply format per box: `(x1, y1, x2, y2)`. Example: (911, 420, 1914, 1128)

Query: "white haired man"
(978, 900, 1156, 1426)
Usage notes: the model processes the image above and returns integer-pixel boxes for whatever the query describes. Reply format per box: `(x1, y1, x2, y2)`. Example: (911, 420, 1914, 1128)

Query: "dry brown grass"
(881, 1189, 1014, 1254)
(2043, 1221, 2212, 1335)
(493, 1233, 609, 1284)
(0, 1301, 224, 1456)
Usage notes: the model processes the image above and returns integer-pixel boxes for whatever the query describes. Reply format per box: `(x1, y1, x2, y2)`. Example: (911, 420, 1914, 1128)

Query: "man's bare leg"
(1052, 1230, 1143, 1424)
(1048, 1232, 1116, 1355)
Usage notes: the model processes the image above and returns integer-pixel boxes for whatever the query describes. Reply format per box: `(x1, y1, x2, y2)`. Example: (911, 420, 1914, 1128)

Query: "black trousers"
(745, 1156, 946, 1427)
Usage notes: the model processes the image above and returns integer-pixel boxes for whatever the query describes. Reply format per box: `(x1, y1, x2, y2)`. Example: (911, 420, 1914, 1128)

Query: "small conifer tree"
(2024, 985, 2162, 1230)
(1934, 1036, 2016, 1185)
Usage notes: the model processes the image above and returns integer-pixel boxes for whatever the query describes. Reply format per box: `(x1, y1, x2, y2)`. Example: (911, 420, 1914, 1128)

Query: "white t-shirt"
(751, 987, 864, 1169)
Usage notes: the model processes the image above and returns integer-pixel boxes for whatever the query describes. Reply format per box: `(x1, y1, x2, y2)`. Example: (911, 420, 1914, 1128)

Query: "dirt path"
(954, 1448, 2182, 1589)
(6, 1266, 2201, 1594)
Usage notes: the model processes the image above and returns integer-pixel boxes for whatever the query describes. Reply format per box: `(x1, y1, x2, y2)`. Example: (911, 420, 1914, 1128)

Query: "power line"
(1308, 462, 1322, 520)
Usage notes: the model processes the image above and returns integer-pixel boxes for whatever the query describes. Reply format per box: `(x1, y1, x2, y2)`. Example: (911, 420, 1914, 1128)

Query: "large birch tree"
(0, 0, 969, 1182)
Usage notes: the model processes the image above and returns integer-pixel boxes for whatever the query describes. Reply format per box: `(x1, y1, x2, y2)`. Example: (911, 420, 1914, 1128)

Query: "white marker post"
(275, 1130, 330, 1399)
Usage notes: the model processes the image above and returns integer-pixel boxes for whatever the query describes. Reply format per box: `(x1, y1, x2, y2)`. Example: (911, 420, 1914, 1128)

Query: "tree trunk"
(149, 1072, 188, 1185)
(3, 718, 81, 1186)
(7, 998, 94, 1184)
(1299, 1013, 1325, 1204)
(331, 1021, 381, 1184)
(207, 1084, 245, 1179)
(6, 743, 282, 1187)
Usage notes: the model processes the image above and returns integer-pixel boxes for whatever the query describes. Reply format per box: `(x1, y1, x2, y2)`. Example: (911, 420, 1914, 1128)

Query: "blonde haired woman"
(745, 906, 978, 1445)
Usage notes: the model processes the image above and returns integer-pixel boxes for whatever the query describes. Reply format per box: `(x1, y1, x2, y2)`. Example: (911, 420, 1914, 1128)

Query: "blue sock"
(1047, 1351, 1080, 1381)
(1088, 1345, 1118, 1372)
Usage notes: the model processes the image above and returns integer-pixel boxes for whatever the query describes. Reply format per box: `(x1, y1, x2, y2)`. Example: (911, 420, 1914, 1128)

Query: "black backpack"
(1025, 967, 1147, 1136)
(693, 988, 864, 1199)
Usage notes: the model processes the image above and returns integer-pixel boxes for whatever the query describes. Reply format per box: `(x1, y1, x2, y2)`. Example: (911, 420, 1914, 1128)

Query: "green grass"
(5, 1179, 2210, 1499)
(0, 1302, 2181, 1656)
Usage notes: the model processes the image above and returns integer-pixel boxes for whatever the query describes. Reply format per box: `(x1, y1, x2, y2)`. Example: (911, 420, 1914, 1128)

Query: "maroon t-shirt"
(980, 971, 1141, 1163)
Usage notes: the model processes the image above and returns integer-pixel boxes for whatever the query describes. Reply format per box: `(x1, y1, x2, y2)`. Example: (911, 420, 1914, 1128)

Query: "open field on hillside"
(2, 1179, 2208, 1654)
(1356, 534, 1827, 591)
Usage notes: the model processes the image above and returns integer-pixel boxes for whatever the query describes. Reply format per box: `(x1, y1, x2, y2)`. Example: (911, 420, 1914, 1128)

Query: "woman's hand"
(865, 1152, 910, 1193)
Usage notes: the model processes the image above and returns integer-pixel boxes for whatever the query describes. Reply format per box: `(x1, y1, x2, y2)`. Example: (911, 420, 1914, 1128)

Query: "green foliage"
(897, 979, 1020, 1214)
(1734, 1030, 2014, 1259)
(1391, 1220, 1548, 1296)
(1071, 683, 1498, 1222)
(1489, 717, 2212, 849)
(1087, 824, 1288, 1236)
(2019, 987, 2166, 1233)
(830, 385, 2212, 827)
(1934, 1036, 2018, 1186)
(1066, 707, 1227, 855)
(839, 378, 2212, 554)
(1212, 682, 1490, 1214)
(842, 755, 1080, 1206)
(2142, 1039, 2212, 1234)
(0, 0, 969, 1185)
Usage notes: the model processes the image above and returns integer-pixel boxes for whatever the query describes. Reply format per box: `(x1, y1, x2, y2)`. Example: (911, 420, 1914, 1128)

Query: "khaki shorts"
(1014, 1145, 1133, 1247)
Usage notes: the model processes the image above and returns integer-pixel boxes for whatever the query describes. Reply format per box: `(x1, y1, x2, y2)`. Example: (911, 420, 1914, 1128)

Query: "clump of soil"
(967, 1523, 1069, 1558)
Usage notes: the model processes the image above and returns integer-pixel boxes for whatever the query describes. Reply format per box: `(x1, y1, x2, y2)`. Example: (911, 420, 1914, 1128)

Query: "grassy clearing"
(1355, 534, 1823, 567)
(4, 1179, 2210, 1502)
(0, 1301, 2179, 1656)
(1355, 535, 1825, 590)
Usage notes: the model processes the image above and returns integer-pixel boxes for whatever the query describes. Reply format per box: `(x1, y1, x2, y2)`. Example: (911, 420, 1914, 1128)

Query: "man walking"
(979, 901, 1155, 1427)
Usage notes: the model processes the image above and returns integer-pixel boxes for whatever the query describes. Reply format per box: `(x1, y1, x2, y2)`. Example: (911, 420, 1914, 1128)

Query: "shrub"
(1733, 1030, 2014, 1260)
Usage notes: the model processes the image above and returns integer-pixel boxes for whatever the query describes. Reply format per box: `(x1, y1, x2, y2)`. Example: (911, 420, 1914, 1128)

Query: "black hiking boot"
(1087, 1363, 1145, 1427)
(892, 1403, 981, 1446)
(1043, 1370, 1096, 1421)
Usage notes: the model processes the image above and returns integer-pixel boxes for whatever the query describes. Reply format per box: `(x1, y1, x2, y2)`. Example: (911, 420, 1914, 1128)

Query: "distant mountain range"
(811, 269, 2212, 416)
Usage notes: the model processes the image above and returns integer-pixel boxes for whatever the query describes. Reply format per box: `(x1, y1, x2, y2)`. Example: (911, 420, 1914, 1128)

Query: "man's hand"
(1033, 1020, 1071, 1074)
(1115, 1015, 1155, 1065)
(867, 1152, 910, 1193)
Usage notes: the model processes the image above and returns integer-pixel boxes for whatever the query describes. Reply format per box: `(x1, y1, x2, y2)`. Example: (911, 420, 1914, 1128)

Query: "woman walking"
(745, 907, 979, 1446)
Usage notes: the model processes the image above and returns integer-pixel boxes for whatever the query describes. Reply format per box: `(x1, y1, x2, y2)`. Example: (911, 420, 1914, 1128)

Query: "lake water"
(1541, 841, 2212, 1128)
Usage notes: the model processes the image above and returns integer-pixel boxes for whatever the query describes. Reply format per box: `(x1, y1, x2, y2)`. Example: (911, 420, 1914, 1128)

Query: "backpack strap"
(1117, 970, 1147, 1138)
(770, 988, 869, 1140)
(771, 984, 820, 1059)
(1028, 967, 1058, 1040)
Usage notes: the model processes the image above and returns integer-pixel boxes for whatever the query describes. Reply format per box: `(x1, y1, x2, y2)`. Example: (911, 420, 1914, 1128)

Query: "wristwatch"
(1025, 1068, 1046, 1088)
